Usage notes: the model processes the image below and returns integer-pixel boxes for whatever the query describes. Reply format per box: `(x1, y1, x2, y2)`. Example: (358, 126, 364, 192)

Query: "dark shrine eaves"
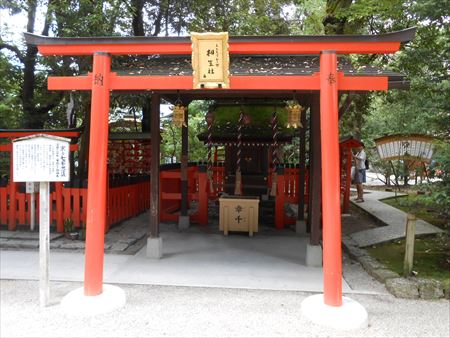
(112, 55, 408, 89)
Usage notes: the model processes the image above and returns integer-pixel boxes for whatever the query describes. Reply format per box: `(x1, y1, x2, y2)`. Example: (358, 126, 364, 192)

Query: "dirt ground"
(341, 204, 379, 235)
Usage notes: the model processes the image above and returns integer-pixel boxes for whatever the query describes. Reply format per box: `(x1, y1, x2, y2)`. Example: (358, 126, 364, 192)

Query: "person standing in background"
(353, 143, 366, 202)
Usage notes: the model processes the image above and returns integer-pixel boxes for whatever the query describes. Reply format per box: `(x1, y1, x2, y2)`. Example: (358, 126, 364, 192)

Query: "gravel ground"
(1, 279, 449, 338)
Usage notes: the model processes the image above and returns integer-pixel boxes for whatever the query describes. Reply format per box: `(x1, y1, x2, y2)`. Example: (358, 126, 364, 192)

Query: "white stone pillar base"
(61, 284, 126, 316)
(301, 294, 368, 330)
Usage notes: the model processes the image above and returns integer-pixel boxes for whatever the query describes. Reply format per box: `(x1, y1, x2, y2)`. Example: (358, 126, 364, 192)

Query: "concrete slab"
(0, 231, 63, 240)
(0, 231, 352, 294)
(349, 190, 443, 247)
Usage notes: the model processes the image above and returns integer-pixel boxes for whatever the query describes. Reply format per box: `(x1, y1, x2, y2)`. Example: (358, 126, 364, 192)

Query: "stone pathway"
(348, 189, 444, 247)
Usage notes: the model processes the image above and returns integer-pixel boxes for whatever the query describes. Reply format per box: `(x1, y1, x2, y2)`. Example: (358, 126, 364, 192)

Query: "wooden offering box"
(219, 196, 259, 236)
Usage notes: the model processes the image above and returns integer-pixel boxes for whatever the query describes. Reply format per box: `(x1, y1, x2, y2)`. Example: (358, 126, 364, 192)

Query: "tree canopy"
(0, 0, 448, 167)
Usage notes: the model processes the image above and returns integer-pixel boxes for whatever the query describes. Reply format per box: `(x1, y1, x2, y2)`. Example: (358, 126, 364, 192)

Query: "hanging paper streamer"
(234, 110, 244, 195)
(270, 110, 279, 197)
(286, 100, 303, 128)
(205, 111, 214, 194)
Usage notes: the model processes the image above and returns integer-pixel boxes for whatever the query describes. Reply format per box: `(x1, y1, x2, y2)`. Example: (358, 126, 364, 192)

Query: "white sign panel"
(13, 135, 70, 182)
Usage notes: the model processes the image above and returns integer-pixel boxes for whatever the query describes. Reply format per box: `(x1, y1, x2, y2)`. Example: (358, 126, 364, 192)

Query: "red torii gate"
(25, 28, 415, 307)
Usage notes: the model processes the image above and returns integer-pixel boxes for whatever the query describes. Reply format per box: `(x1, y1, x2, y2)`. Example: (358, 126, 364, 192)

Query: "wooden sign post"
(13, 134, 70, 307)
(26, 182, 39, 231)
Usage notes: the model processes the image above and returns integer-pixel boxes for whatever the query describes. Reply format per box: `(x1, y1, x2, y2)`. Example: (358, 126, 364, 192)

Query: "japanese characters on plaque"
(191, 32, 230, 89)
(234, 204, 246, 225)
(13, 135, 70, 182)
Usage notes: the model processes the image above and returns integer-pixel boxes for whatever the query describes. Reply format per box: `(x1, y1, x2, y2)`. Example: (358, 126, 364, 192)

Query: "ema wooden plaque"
(191, 32, 229, 89)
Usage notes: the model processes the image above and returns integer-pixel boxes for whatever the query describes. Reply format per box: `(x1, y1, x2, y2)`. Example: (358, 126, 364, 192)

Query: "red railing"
(274, 166, 309, 229)
(1, 165, 310, 231)
(159, 164, 208, 225)
(0, 179, 150, 232)
(209, 164, 225, 198)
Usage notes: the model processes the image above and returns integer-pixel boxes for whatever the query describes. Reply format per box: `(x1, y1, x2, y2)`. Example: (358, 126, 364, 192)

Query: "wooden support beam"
(297, 97, 308, 221)
(180, 105, 189, 218)
(149, 93, 160, 238)
(48, 73, 389, 92)
(308, 94, 321, 244)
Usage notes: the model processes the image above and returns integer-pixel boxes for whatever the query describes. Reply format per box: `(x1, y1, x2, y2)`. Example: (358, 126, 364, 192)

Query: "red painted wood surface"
(0, 181, 149, 231)
(208, 165, 225, 199)
(320, 51, 342, 306)
(37, 41, 402, 56)
(159, 166, 208, 225)
(48, 73, 388, 92)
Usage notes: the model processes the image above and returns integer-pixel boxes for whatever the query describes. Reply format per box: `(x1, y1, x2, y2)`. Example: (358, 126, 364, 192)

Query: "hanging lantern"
(286, 100, 303, 128)
(171, 103, 187, 127)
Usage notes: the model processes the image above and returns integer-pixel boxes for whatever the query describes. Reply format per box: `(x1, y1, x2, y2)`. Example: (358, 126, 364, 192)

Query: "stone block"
(385, 278, 419, 299)
(295, 220, 306, 234)
(178, 215, 190, 230)
(342, 235, 357, 247)
(443, 282, 450, 300)
(369, 268, 400, 283)
(417, 279, 444, 299)
(359, 255, 384, 271)
(110, 242, 130, 252)
(346, 246, 369, 260)
(146, 237, 162, 259)
(306, 243, 322, 267)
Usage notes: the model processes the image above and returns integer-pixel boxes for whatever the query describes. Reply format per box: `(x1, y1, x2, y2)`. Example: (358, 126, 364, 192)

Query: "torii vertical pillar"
(301, 50, 368, 330)
(84, 52, 111, 296)
(61, 52, 125, 316)
(319, 51, 342, 306)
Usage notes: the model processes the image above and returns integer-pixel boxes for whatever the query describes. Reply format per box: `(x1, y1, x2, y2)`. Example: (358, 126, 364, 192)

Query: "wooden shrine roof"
(113, 55, 408, 89)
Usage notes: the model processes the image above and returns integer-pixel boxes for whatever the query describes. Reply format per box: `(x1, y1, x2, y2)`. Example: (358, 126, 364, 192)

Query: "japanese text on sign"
(13, 135, 70, 182)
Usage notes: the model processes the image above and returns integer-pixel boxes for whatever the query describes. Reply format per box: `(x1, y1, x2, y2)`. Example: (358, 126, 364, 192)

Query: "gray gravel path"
(1, 279, 449, 338)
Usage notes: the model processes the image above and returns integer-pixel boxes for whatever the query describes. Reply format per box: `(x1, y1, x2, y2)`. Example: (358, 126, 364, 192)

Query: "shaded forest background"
(0, 0, 448, 210)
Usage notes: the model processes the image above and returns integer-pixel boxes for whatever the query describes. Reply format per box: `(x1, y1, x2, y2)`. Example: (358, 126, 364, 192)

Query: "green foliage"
(63, 218, 74, 233)
(212, 105, 288, 127)
(368, 234, 450, 283)
(160, 100, 211, 163)
(0, 55, 22, 128)
(188, 0, 292, 35)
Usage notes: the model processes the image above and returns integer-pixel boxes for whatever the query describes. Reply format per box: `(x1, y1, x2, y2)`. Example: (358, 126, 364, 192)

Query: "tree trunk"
(23, 0, 57, 129)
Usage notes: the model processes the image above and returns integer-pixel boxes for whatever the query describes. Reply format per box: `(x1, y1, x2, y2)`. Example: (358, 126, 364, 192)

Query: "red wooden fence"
(159, 165, 208, 225)
(274, 166, 309, 229)
(1, 165, 312, 231)
(0, 180, 150, 232)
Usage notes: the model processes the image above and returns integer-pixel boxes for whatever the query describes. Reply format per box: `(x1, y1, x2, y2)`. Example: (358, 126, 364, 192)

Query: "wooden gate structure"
(24, 28, 415, 306)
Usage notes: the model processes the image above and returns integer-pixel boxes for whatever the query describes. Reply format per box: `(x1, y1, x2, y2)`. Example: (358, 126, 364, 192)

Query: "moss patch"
(382, 194, 449, 229)
(367, 235, 450, 284)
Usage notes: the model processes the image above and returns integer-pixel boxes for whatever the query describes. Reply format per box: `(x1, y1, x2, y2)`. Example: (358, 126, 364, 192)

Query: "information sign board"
(13, 134, 70, 182)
